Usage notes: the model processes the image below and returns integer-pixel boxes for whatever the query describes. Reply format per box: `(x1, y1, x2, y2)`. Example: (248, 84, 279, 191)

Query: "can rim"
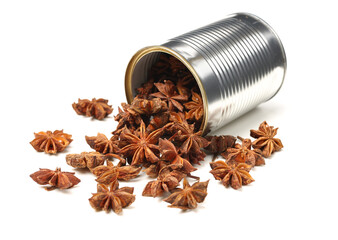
(125, 45, 209, 135)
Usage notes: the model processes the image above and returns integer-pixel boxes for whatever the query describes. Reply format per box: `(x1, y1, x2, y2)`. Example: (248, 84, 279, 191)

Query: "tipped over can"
(125, 12, 287, 134)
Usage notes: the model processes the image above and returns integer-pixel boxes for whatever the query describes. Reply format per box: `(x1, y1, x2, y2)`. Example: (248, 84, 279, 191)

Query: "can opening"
(125, 46, 208, 134)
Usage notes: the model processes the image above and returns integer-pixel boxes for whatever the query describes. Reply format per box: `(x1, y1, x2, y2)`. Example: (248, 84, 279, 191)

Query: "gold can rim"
(125, 45, 209, 135)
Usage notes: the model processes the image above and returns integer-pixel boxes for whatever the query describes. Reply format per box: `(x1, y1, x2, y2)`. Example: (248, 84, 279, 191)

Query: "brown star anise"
(88, 180, 135, 214)
(113, 103, 142, 135)
(159, 138, 197, 174)
(176, 74, 194, 97)
(66, 152, 107, 170)
(92, 161, 142, 184)
(250, 121, 284, 157)
(30, 130, 73, 154)
(30, 168, 80, 191)
(210, 161, 254, 190)
(85, 133, 121, 156)
(72, 98, 113, 120)
(129, 97, 167, 115)
(169, 112, 209, 154)
(163, 178, 209, 210)
(119, 121, 163, 165)
(136, 78, 154, 98)
(142, 165, 186, 197)
(222, 136, 265, 167)
(184, 91, 204, 121)
(150, 80, 188, 112)
(204, 135, 237, 160)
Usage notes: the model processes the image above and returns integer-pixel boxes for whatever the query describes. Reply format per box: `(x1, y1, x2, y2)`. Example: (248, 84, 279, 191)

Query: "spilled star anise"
(222, 136, 265, 167)
(150, 80, 188, 111)
(159, 138, 197, 174)
(72, 98, 113, 120)
(163, 178, 209, 210)
(142, 165, 186, 197)
(119, 121, 163, 165)
(210, 161, 254, 190)
(250, 121, 284, 157)
(184, 90, 204, 121)
(88, 180, 135, 214)
(204, 135, 237, 161)
(92, 161, 142, 184)
(30, 130, 72, 154)
(30, 168, 80, 191)
(66, 152, 108, 170)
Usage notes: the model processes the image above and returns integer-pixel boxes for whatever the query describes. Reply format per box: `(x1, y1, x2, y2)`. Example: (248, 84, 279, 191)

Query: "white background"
(1, 0, 337, 239)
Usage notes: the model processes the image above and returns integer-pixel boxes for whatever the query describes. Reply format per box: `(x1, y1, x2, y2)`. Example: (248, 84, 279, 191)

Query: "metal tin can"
(125, 12, 287, 134)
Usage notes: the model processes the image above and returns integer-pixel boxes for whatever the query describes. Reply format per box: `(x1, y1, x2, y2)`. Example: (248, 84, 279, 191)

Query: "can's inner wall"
(130, 52, 162, 98)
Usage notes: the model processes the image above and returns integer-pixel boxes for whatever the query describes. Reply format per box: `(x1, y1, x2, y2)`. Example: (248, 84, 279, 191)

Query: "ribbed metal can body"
(125, 13, 286, 134)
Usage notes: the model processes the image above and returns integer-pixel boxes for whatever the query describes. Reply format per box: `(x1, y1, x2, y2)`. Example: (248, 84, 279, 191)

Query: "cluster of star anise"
(81, 54, 211, 211)
(209, 121, 284, 190)
(29, 53, 284, 214)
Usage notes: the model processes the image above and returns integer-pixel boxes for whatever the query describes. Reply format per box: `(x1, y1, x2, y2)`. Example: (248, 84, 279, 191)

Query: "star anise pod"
(250, 121, 284, 157)
(142, 165, 186, 197)
(119, 121, 163, 165)
(92, 161, 142, 184)
(150, 80, 188, 112)
(66, 152, 107, 170)
(146, 111, 170, 132)
(204, 135, 237, 160)
(85, 133, 118, 154)
(142, 161, 170, 178)
(176, 74, 194, 97)
(169, 112, 209, 154)
(136, 78, 155, 98)
(149, 54, 171, 77)
(130, 97, 167, 115)
(159, 138, 197, 174)
(72, 98, 113, 120)
(222, 136, 265, 167)
(30, 130, 72, 154)
(30, 168, 80, 191)
(184, 91, 204, 121)
(113, 103, 142, 134)
(210, 161, 254, 189)
(88, 180, 135, 214)
(163, 178, 209, 210)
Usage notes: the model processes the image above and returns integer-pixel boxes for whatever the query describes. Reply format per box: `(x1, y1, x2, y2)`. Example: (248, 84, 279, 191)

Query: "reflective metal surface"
(125, 13, 286, 134)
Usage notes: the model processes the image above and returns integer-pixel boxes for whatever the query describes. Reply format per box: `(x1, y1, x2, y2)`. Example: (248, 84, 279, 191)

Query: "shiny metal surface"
(125, 12, 286, 134)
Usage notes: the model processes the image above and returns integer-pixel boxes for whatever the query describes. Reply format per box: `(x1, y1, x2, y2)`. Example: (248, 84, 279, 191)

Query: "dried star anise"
(30, 168, 80, 191)
(163, 178, 209, 210)
(159, 138, 197, 174)
(129, 97, 167, 115)
(184, 91, 204, 121)
(210, 161, 254, 190)
(89, 180, 135, 214)
(119, 121, 163, 165)
(66, 152, 107, 170)
(222, 136, 265, 167)
(92, 161, 142, 184)
(142, 165, 186, 197)
(250, 121, 284, 157)
(85, 133, 120, 157)
(150, 80, 188, 112)
(204, 135, 237, 160)
(30, 130, 72, 154)
(169, 112, 209, 154)
(113, 103, 142, 135)
(72, 98, 113, 120)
